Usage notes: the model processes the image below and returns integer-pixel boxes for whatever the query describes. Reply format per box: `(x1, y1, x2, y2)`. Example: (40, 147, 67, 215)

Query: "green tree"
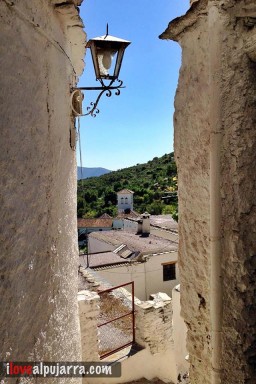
(77, 197, 85, 217)
(146, 201, 163, 215)
(77, 152, 178, 218)
(104, 189, 117, 207)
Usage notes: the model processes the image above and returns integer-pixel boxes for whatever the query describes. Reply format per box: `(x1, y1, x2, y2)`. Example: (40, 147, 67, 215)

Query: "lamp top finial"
(105, 23, 109, 39)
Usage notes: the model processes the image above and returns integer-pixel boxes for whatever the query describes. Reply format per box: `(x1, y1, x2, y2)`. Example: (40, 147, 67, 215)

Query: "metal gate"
(97, 282, 135, 359)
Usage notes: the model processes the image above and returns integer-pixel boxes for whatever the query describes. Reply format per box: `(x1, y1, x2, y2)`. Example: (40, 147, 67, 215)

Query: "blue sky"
(77, 1, 190, 171)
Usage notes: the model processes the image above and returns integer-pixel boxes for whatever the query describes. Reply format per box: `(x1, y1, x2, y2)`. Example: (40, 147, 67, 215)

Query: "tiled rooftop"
(78, 218, 113, 228)
(115, 210, 140, 219)
(150, 215, 178, 232)
(79, 252, 130, 269)
(117, 189, 134, 194)
(99, 213, 112, 219)
(89, 229, 178, 255)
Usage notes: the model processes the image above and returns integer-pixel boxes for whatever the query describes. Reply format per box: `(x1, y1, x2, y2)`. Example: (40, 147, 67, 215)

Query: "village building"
(113, 209, 140, 230)
(124, 213, 178, 239)
(77, 217, 113, 246)
(77, 214, 187, 383)
(80, 217, 179, 301)
(117, 189, 134, 213)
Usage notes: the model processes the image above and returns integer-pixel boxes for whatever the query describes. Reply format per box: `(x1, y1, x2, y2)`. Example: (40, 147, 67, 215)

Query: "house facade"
(84, 225, 179, 300)
(117, 188, 134, 212)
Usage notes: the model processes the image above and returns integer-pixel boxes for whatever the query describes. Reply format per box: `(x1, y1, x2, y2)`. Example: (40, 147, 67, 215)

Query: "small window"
(163, 263, 176, 281)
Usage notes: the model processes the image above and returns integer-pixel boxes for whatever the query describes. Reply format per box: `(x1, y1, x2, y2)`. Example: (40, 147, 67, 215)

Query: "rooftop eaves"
(79, 252, 130, 269)
(150, 214, 178, 232)
(89, 229, 178, 255)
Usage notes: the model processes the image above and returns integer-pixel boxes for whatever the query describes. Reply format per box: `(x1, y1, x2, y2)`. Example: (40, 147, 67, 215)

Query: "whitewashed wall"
(95, 251, 179, 300)
(123, 219, 138, 231)
(0, 0, 85, 371)
(160, 1, 256, 381)
(117, 192, 134, 212)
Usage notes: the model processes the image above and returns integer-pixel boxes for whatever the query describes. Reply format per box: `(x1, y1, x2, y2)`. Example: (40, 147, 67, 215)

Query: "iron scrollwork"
(71, 79, 124, 118)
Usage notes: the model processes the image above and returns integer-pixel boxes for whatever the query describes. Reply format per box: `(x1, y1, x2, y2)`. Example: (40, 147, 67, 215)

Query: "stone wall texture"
(78, 269, 178, 384)
(160, 0, 256, 383)
(135, 292, 174, 355)
(78, 290, 100, 363)
(0, 0, 85, 381)
(161, 2, 211, 382)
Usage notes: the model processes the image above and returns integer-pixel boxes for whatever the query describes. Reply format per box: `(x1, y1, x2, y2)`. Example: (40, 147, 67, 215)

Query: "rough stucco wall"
(78, 291, 100, 363)
(160, 0, 256, 383)
(220, 7, 256, 383)
(161, 4, 211, 383)
(0, 0, 85, 378)
(175, 24, 211, 384)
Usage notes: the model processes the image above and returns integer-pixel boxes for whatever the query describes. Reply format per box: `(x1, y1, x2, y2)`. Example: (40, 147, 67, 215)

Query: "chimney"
(137, 219, 143, 235)
(141, 212, 150, 237)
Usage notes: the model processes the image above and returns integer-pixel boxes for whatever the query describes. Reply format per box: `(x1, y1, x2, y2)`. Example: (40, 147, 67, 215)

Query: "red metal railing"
(97, 281, 135, 359)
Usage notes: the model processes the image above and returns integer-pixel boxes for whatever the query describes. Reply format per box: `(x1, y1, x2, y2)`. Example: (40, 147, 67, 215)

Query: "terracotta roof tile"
(77, 218, 113, 228)
(99, 213, 112, 219)
(115, 210, 140, 219)
(117, 189, 134, 194)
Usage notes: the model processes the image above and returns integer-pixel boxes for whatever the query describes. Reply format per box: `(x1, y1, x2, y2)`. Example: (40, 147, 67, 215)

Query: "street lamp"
(71, 25, 131, 117)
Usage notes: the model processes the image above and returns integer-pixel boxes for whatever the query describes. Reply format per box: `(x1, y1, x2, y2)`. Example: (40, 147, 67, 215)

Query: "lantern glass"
(97, 48, 118, 78)
(86, 34, 131, 81)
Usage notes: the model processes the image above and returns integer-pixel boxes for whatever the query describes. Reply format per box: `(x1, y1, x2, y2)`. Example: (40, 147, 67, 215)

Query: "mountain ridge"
(77, 166, 112, 180)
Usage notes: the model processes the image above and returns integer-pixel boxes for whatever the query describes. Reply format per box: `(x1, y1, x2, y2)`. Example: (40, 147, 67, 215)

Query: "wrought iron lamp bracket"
(71, 79, 124, 118)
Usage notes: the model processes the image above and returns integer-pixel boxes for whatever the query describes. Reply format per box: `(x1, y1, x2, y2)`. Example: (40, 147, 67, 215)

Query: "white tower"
(117, 189, 134, 213)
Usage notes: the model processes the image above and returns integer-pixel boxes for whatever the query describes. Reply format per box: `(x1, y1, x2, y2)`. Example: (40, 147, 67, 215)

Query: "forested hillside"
(77, 152, 178, 220)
